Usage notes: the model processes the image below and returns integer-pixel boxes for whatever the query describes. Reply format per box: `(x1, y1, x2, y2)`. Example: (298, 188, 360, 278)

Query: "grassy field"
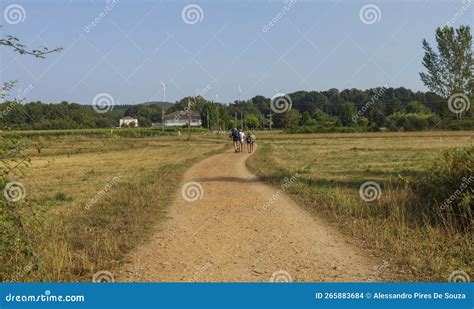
(2, 130, 472, 282)
(248, 131, 473, 281)
(1, 134, 227, 282)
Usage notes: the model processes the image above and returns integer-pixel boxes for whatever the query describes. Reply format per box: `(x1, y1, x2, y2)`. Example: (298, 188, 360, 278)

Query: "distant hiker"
(239, 129, 245, 153)
(230, 128, 241, 153)
(246, 131, 255, 153)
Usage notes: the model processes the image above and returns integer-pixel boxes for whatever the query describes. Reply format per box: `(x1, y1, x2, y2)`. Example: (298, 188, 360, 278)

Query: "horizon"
(2, 0, 472, 105)
(16, 84, 430, 106)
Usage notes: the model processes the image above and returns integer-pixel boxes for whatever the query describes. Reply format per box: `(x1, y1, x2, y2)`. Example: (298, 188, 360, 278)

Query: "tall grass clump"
(409, 147, 473, 233)
(0, 137, 41, 282)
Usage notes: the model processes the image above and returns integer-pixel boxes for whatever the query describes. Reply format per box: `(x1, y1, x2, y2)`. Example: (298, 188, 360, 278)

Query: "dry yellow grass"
(3, 131, 472, 282)
(248, 130, 473, 281)
(3, 134, 227, 282)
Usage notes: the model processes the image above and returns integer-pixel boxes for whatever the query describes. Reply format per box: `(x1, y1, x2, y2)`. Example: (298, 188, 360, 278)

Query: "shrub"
(285, 126, 369, 134)
(387, 112, 440, 131)
(409, 147, 473, 232)
(442, 119, 474, 131)
(0, 137, 39, 281)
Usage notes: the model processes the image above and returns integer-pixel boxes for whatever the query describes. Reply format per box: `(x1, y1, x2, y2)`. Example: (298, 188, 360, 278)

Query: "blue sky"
(1, 0, 472, 105)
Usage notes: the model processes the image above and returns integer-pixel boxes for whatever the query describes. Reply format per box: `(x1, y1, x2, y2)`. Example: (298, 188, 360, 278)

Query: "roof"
(164, 111, 201, 119)
(121, 116, 138, 120)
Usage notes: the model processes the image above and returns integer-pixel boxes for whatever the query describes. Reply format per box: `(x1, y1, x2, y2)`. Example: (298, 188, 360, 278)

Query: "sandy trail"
(120, 149, 379, 282)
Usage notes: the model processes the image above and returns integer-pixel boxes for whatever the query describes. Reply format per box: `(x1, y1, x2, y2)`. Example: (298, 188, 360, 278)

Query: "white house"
(154, 111, 202, 127)
(119, 116, 138, 127)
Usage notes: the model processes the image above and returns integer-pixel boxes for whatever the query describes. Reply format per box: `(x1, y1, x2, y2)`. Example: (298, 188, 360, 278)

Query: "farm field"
(248, 130, 473, 281)
(1, 130, 472, 282)
(1, 134, 226, 282)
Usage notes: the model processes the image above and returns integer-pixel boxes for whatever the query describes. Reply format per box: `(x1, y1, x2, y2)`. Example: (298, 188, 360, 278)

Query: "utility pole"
(234, 112, 238, 128)
(240, 109, 243, 129)
(161, 108, 164, 132)
(268, 109, 273, 131)
(187, 100, 192, 140)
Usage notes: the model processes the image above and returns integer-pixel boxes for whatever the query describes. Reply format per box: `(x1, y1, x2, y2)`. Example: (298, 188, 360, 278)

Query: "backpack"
(232, 130, 240, 139)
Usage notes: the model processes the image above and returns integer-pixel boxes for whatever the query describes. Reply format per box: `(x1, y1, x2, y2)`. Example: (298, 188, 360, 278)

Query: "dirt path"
(120, 149, 380, 282)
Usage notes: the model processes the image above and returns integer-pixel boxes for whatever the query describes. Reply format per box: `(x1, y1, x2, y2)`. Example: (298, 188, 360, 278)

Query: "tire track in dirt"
(120, 149, 380, 282)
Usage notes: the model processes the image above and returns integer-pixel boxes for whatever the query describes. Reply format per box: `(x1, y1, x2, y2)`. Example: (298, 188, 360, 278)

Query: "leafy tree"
(274, 109, 300, 128)
(339, 102, 357, 126)
(420, 25, 473, 98)
(312, 108, 330, 122)
(357, 117, 369, 127)
(244, 114, 260, 128)
(407, 101, 432, 114)
(300, 111, 312, 125)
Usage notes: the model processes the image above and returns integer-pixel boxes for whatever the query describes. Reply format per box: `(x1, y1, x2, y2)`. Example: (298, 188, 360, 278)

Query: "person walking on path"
(230, 128, 241, 153)
(239, 129, 245, 153)
(246, 131, 255, 153)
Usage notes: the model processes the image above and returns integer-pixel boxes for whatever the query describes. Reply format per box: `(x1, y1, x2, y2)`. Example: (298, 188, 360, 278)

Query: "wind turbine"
(160, 80, 167, 103)
(238, 84, 243, 129)
(160, 80, 171, 131)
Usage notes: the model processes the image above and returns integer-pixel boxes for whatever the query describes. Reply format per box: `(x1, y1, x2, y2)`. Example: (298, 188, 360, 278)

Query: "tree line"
(0, 25, 472, 132)
(0, 85, 471, 132)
